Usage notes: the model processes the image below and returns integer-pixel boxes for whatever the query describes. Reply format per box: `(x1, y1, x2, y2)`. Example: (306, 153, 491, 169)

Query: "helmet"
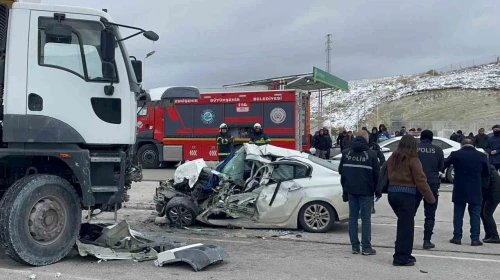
(219, 123, 228, 129)
(254, 123, 262, 129)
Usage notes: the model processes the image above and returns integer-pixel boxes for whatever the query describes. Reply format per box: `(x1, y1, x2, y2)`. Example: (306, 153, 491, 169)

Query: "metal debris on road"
(55, 272, 62, 277)
(28, 274, 36, 279)
(75, 220, 228, 272)
(155, 243, 229, 272)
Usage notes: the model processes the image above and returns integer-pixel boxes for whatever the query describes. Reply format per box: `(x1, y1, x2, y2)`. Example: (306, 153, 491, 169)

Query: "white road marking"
(372, 223, 423, 228)
(412, 253, 500, 263)
(181, 236, 253, 244)
(0, 268, 102, 280)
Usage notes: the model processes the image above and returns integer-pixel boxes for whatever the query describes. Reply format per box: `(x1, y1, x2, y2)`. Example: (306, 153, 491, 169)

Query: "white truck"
(0, 1, 199, 266)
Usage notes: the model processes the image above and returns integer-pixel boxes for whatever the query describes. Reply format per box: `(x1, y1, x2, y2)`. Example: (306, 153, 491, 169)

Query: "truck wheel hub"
(28, 198, 66, 244)
(142, 150, 156, 164)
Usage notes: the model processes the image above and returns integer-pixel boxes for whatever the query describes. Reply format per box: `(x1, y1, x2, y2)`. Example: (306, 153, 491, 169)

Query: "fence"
(434, 55, 499, 74)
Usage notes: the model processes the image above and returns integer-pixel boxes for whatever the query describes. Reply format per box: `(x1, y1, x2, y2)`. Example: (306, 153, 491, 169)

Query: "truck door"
(27, 11, 133, 145)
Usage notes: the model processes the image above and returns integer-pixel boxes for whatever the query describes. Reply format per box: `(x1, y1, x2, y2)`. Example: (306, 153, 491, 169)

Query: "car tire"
(165, 197, 199, 227)
(446, 166, 454, 183)
(138, 144, 160, 169)
(0, 174, 81, 266)
(298, 201, 336, 233)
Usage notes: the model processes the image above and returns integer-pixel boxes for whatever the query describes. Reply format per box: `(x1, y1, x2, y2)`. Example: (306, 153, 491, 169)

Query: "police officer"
(249, 123, 270, 146)
(415, 130, 444, 250)
(216, 123, 233, 161)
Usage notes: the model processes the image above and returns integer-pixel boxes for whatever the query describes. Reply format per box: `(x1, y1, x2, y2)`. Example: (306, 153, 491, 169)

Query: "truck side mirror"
(45, 23, 73, 44)
(131, 60, 142, 83)
(100, 28, 116, 63)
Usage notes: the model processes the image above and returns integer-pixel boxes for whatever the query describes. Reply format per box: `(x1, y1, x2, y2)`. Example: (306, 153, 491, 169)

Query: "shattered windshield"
(219, 147, 246, 180)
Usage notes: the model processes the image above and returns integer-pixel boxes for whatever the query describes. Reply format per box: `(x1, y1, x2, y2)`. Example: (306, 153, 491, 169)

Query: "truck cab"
(0, 1, 198, 266)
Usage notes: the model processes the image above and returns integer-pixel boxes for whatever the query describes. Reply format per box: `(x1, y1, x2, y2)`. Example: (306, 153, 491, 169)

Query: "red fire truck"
(136, 89, 311, 168)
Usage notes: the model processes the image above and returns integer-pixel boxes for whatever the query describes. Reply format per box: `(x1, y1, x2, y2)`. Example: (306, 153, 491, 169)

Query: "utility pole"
(325, 34, 332, 73)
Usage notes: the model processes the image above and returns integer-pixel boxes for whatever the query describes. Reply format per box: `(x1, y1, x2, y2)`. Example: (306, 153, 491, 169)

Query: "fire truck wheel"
(138, 144, 160, 169)
(0, 174, 81, 266)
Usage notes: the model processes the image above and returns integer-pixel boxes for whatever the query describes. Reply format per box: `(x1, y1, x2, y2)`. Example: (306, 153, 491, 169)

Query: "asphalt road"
(0, 168, 495, 280)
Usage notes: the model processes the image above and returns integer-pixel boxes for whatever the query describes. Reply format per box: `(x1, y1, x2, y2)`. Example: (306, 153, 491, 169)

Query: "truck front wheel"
(138, 144, 160, 169)
(0, 174, 81, 266)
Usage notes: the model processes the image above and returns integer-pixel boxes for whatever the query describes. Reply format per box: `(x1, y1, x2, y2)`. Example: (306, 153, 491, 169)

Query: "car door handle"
(289, 185, 303, 191)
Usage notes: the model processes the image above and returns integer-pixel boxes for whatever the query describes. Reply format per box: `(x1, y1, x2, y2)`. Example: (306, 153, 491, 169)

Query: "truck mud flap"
(154, 243, 229, 271)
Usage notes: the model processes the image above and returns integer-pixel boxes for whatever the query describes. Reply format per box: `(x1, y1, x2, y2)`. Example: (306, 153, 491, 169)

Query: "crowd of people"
(337, 124, 500, 267)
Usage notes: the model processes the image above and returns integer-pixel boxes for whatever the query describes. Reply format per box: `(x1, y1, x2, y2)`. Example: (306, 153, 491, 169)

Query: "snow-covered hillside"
(315, 63, 500, 130)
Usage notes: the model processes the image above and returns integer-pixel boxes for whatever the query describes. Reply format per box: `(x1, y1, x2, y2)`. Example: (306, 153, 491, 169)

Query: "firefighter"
(216, 123, 233, 161)
(249, 123, 271, 146)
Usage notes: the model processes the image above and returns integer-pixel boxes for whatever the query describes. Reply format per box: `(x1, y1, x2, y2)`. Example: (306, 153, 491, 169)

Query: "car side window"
(434, 140, 452, 149)
(271, 164, 309, 181)
(385, 141, 400, 151)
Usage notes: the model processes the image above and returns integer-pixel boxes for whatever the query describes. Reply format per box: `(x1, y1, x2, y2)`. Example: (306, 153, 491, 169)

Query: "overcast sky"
(44, 0, 500, 89)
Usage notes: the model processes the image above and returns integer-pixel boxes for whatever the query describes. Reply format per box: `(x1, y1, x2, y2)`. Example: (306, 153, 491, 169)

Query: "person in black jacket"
(486, 124, 500, 171)
(369, 127, 379, 144)
(445, 139, 490, 246)
(216, 123, 234, 161)
(368, 139, 385, 214)
(342, 131, 354, 150)
(338, 130, 380, 255)
(313, 129, 329, 159)
(415, 130, 444, 249)
(456, 130, 465, 143)
(323, 127, 333, 159)
(481, 165, 500, 243)
(474, 128, 489, 149)
(337, 131, 346, 150)
(450, 132, 458, 142)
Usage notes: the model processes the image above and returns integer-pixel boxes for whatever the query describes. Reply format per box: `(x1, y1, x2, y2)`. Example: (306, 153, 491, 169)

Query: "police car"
(332, 132, 485, 183)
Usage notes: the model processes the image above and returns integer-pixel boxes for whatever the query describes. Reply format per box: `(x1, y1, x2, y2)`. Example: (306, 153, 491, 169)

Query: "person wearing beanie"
(416, 130, 445, 250)
(486, 125, 500, 171)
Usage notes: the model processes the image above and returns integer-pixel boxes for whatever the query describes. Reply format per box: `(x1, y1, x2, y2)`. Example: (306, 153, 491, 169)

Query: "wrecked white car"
(154, 144, 348, 233)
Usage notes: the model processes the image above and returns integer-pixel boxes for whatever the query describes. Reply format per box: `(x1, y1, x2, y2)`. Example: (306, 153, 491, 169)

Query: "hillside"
(313, 63, 500, 132)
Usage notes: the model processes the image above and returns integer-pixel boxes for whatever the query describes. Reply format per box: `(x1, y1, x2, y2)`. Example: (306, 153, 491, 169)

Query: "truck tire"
(138, 144, 160, 169)
(165, 197, 198, 227)
(0, 174, 81, 266)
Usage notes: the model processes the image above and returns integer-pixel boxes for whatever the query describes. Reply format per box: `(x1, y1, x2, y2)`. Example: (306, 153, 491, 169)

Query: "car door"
(256, 161, 312, 224)
(27, 11, 133, 144)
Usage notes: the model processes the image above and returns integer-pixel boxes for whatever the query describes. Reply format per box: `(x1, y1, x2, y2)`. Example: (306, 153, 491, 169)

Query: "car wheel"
(446, 166, 454, 183)
(298, 201, 336, 233)
(165, 197, 198, 227)
(138, 144, 160, 169)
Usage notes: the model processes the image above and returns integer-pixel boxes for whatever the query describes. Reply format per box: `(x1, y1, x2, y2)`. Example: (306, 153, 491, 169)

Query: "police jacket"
(418, 139, 445, 186)
(338, 137, 381, 196)
(249, 130, 270, 146)
(216, 132, 233, 156)
(486, 134, 500, 165)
